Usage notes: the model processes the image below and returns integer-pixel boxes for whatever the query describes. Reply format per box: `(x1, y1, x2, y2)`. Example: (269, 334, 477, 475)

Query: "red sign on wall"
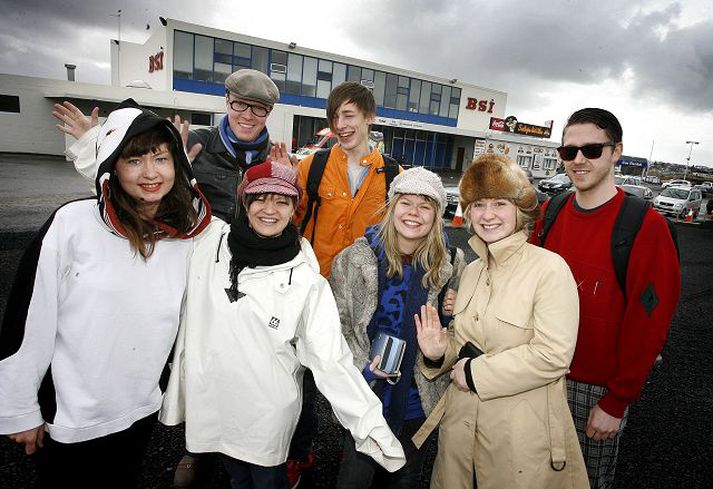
(148, 51, 164, 73)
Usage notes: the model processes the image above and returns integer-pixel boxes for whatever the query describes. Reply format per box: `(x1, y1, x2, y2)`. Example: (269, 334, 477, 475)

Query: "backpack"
(538, 192, 679, 295)
(299, 148, 399, 244)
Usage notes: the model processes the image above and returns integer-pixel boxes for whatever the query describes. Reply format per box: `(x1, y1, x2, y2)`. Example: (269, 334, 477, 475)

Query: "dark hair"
(563, 108, 623, 143)
(327, 82, 376, 132)
(110, 126, 198, 259)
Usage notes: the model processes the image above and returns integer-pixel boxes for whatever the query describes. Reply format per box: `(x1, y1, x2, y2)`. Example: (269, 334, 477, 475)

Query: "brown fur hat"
(459, 153, 538, 218)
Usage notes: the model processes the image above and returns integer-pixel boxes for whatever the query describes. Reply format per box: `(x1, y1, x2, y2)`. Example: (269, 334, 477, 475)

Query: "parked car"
(653, 186, 703, 218)
(615, 175, 644, 187)
(661, 179, 692, 189)
(693, 182, 713, 197)
(643, 175, 661, 185)
(621, 184, 654, 202)
(443, 184, 460, 216)
(538, 173, 572, 195)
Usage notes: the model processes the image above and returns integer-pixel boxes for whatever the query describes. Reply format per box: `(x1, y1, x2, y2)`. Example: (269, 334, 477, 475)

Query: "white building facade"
(0, 18, 562, 177)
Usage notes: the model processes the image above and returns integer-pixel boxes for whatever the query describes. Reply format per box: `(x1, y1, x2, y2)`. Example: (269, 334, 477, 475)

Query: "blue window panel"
(392, 137, 404, 160)
(425, 137, 435, 166)
(414, 140, 426, 165)
(434, 143, 445, 166)
(403, 139, 415, 165)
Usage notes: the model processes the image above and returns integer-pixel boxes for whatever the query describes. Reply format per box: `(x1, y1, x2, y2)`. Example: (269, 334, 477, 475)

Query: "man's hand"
(269, 142, 298, 168)
(449, 357, 470, 392)
(441, 288, 457, 317)
(8, 424, 45, 455)
(170, 115, 202, 162)
(415, 305, 448, 361)
(585, 404, 622, 441)
(52, 101, 98, 140)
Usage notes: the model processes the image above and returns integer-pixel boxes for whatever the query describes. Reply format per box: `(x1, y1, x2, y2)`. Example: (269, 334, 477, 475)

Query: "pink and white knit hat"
(237, 160, 302, 200)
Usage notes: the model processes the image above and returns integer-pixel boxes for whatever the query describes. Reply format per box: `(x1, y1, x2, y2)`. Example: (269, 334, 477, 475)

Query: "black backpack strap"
(538, 191, 571, 246)
(611, 194, 649, 294)
(381, 154, 399, 202)
(299, 149, 331, 243)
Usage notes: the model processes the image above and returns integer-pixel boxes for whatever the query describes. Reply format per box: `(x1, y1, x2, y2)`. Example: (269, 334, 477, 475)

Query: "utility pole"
(110, 9, 122, 85)
(684, 140, 699, 181)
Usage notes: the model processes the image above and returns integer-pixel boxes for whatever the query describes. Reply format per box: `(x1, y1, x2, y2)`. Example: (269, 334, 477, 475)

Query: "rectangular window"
(544, 157, 558, 170)
(214, 63, 232, 84)
(173, 31, 194, 80)
(191, 112, 212, 126)
(517, 154, 533, 169)
(419, 81, 431, 114)
(303, 57, 318, 97)
(194, 35, 214, 82)
(0, 94, 20, 113)
(373, 71, 386, 106)
(270, 50, 287, 92)
(214, 38, 233, 81)
(430, 84, 441, 115)
(286, 53, 303, 95)
(347, 65, 361, 83)
(384, 73, 398, 108)
(251, 46, 269, 74)
(332, 63, 346, 88)
(449, 87, 461, 119)
(215, 39, 232, 55)
(396, 76, 409, 111)
(439, 86, 451, 117)
(408, 80, 421, 112)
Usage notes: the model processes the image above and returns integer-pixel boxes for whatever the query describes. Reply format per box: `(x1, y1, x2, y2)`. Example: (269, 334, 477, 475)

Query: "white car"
(653, 186, 703, 218)
(661, 179, 692, 189)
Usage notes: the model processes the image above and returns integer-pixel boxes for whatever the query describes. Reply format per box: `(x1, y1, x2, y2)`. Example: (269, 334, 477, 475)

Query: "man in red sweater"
(531, 108, 680, 488)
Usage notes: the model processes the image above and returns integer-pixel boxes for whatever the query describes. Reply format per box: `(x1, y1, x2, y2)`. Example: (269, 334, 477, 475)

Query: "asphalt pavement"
(1, 154, 712, 488)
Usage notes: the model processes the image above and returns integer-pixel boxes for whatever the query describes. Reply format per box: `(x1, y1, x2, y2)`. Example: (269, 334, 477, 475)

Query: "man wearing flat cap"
(53, 68, 293, 223)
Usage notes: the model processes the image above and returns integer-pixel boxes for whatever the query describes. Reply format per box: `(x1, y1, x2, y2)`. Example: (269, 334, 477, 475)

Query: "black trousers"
(33, 412, 158, 489)
(288, 369, 318, 461)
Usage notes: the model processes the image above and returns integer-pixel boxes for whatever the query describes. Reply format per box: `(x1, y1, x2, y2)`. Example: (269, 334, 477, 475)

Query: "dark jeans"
(288, 368, 318, 462)
(221, 455, 289, 489)
(33, 411, 158, 489)
(336, 417, 429, 489)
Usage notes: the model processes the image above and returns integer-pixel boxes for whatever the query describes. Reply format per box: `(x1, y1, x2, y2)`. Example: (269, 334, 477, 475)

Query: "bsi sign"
(148, 51, 164, 73)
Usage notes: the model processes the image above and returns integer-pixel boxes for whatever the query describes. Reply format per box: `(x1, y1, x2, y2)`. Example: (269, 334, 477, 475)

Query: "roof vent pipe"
(65, 64, 76, 82)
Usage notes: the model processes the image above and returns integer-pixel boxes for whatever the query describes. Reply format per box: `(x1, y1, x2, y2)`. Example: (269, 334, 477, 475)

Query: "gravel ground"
(1, 155, 712, 488)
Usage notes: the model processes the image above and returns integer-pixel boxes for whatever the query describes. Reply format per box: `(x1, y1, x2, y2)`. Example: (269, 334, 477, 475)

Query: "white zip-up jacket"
(160, 219, 405, 471)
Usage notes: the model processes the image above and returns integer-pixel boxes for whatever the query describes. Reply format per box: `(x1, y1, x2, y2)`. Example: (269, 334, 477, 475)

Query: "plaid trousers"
(567, 379, 628, 489)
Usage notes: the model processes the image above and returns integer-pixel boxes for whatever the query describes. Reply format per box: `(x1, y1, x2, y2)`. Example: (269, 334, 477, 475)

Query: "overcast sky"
(1, 0, 712, 167)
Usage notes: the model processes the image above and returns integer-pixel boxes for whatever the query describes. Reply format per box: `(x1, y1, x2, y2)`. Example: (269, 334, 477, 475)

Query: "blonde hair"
(377, 194, 448, 289)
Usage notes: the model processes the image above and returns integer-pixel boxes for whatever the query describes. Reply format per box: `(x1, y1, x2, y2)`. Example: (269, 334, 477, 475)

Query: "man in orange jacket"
(295, 82, 399, 278)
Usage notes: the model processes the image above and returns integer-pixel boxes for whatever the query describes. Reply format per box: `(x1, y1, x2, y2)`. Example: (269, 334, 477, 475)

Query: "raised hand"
(170, 115, 202, 162)
(269, 142, 299, 168)
(415, 304, 448, 361)
(52, 101, 98, 140)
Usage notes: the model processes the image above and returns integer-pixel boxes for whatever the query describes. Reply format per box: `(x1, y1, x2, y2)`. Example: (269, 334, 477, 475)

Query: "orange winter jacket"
(294, 145, 398, 277)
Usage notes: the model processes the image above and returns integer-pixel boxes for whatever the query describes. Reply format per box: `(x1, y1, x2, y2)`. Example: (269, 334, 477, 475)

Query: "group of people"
(0, 66, 680, 489)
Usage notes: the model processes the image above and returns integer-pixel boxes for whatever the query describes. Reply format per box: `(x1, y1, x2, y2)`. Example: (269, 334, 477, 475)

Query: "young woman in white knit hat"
(329, 166, 466, 488)
(413, 154, 588, 488)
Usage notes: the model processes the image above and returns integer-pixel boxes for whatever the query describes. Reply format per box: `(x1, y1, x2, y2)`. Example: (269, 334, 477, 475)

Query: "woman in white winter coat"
(160, 160, 405, 489)
(0, 100, 211, 488)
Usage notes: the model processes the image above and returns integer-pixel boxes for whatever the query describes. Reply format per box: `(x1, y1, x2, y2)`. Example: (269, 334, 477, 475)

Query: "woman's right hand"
(52, 101, 98, 140)
(8, 424, 45, 455)
(415, 305, 448, 361)
(368, 355, 399, 380)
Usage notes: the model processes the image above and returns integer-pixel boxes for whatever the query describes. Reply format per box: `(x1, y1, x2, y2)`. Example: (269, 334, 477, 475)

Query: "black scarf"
(227, 209, 300, 299)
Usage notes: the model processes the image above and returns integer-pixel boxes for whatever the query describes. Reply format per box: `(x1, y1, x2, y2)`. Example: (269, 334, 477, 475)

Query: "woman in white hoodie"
(160, 160, 405, 488)
(0, 100, 211, 488)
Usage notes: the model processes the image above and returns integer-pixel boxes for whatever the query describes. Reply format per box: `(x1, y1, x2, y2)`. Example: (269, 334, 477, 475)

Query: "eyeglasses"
(227, 99, 271, 117)
(557, 142, 616, 161)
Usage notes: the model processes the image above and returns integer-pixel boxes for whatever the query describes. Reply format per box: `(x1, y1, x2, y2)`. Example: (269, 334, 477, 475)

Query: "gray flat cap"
(225, 69, 279, 106)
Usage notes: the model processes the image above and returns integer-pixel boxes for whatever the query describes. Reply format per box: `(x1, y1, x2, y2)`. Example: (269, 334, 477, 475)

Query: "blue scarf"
(218, 115, 270, 168)
(365, 226, 429, 435)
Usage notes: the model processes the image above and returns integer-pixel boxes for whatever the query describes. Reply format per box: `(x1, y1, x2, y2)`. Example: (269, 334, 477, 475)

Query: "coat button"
(474, 312, 479, 321)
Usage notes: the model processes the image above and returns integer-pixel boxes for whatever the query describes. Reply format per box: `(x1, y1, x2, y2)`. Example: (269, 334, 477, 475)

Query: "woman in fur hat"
(0, 100, 211, 488)
(412, 154, 588, 488)
(329, 166, 466, 488)
(160, 160, 406, 489)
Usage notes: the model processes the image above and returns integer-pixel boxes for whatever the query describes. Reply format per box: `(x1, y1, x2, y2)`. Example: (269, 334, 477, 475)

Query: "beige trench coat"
(414, 231, 588, 489)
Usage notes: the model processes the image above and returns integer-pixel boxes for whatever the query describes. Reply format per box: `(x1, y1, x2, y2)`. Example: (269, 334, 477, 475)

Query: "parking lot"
(1, 155, 713, 488)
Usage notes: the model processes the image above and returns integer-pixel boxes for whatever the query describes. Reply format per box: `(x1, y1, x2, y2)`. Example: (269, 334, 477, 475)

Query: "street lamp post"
(684, 140, 699, 181)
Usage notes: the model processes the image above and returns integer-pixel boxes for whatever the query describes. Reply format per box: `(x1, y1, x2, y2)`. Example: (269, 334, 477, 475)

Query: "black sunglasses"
(227, 99, 271, 117)
(557, 142, 616, 161)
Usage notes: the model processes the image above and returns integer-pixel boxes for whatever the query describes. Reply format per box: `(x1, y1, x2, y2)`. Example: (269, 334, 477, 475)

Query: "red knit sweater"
(530, 189, 680, 417)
